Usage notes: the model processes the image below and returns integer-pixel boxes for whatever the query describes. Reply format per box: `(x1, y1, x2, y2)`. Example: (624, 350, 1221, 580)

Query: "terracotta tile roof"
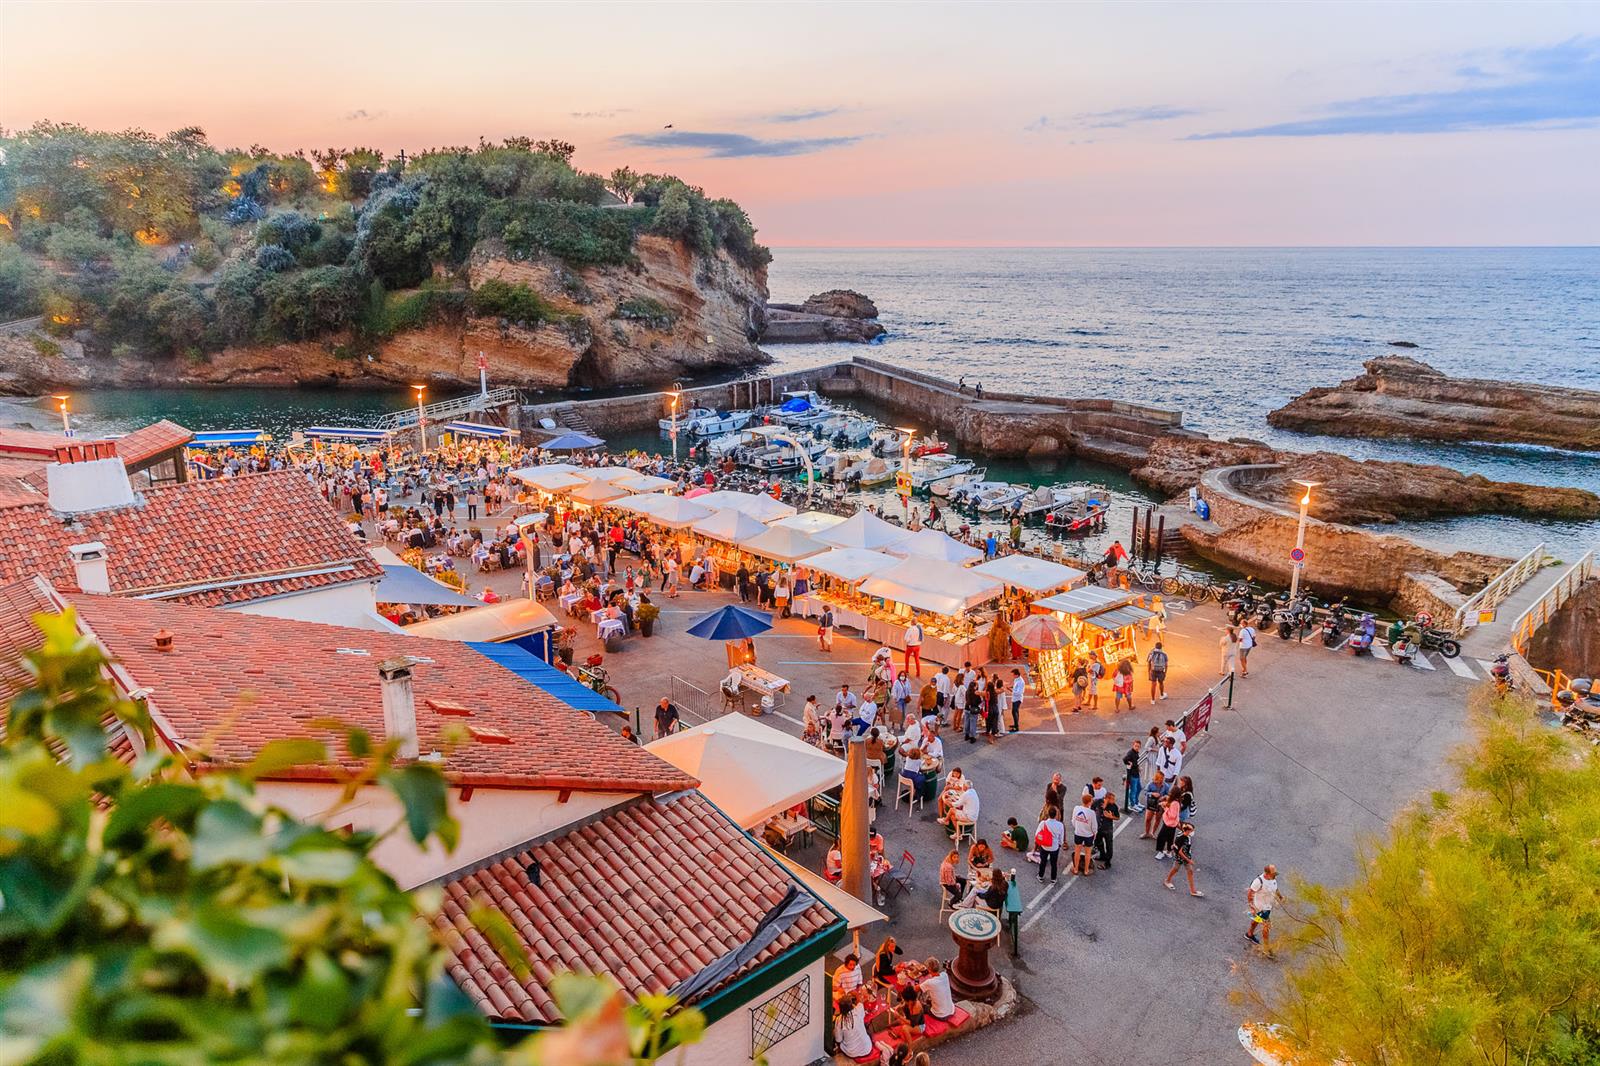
(0, 579, 53, 712)
(110, 420, 194, 466)
(0, 426, 78, 460)
(10, 587, 695, 793)
(0, 470, 382, 607)
(435, 792, 841, 1023)
(0, 420, 192, 467)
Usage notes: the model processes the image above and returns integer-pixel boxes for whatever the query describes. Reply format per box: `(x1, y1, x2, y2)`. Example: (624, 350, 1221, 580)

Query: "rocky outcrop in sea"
(761, 289, 885, 344)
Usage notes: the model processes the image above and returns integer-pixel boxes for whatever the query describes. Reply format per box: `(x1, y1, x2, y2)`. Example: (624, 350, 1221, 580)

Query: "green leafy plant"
(469, 278, 566, 329)
(613, 298, 675, 331)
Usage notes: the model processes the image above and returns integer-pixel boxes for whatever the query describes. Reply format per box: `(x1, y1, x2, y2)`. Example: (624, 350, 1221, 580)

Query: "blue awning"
(468, 641, 625, 714)
(445, 421, 519, 440)
(376, 564, 482, 608)
(307, 425, 390, 441)
(191, 429, 268, 448)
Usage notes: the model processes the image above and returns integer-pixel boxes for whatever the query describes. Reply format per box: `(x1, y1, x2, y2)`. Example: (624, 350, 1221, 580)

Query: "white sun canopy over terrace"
(859, 558, 1004, 616)
(636, 496, 715, 529)
(612, 472, 676, 493)
(739, 524, 827, 563)
(804, 547, 902, 583)
(770, 510, 849, 536)
(646, 713, 845, 829)
(567, 479, 631, 504)
(613, 492, 676, 516)
(971, 554, 1087, 594)
(692, 508, 769, 544)
(570, 465, 638, 484)
(690, 490, 798, 523)
(888, 528, 984, 565)
(510, 466, 589, 493)
(814, 509, 913, 552)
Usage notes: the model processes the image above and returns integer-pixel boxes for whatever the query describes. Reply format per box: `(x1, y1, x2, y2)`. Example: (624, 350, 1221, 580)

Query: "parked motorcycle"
(1347, 613, 1377, 656)
(1275, 594, 1317, 640)
(1319, 599, 1350, 647)
(1489, 653, 1512, 695)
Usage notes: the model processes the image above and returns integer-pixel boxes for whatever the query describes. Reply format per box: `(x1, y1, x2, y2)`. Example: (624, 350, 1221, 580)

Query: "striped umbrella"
(1009, 614, 1073, 651)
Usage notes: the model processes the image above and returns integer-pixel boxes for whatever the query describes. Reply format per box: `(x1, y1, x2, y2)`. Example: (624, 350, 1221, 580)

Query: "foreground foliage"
(1244, 691, 1600, 1065)
(0, 610, 703, 1065)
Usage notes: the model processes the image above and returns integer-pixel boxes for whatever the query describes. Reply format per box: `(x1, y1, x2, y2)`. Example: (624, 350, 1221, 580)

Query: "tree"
(0, 243, 47, 317)
(1241, 691, 1600, 1065)
(607, 166, 641, 204)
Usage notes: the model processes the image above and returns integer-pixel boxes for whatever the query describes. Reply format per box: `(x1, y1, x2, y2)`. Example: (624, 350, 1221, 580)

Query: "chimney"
(378, 656, 420, 759)
(67, 542, 111, 594)
(47, 451, 136, 516)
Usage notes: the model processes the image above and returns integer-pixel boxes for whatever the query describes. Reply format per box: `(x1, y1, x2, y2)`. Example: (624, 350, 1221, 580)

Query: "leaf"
(189, 799, 269, 870)
(380, 765, 449, 845)
(104, 781, 205, 845)
(551, 972, 618, 1022)
(275, 845, 360, 885)
(0, 783, 58, 837)
(240, 738, 328, 781)
(153, 905, 290, 985)
(287, 950, 351, 1031)
(468, 904, 530, 980)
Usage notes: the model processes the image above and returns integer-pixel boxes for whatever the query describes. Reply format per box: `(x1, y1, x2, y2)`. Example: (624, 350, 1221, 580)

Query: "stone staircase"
(554, 406, 597, 436)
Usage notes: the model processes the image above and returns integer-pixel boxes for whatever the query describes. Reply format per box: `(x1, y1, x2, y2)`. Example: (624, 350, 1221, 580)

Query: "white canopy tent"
(637, 496, 715, 529)
(770, 510, 849, 536)
(570, 465, 639, 485)
(971, 554, 1087, 594)
(612, 492, 676, 516)
(859, 558, 1005, 616)
(613, 472, 677, 494)
(691, 508, 769, 544)
(566, 479, 631, 504)
(510, 466, 588, 493)
(888, 528, 984, 564)
(646, 713, 845, 829)
(690, 489, 799, 523)
(804, 547, 902, 583)
(401, 598, 560, 643)
(738, 524, 827, 563)
(814, 509, 913, 552)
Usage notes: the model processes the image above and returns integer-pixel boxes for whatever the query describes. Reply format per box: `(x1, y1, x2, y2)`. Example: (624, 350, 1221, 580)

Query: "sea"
(18, 247, 1600, 563)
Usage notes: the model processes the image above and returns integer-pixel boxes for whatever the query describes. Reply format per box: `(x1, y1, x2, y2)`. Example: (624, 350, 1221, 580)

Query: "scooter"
(1275, 595, 1317, 640)
(1391, 627, 1420, 666)
(1347, 613, 1377, 656)
(1489, 653, 1512, 694)
(1319, 599, 1350, 647)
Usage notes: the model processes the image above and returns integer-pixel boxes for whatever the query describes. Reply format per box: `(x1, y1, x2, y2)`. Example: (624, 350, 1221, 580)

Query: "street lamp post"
(896, 425, 916, 513)
(668, 390, 681, 464)
(1289, 479, 1320, 599)
(52, 394, 72, 437)
(412, 385, 427, 455)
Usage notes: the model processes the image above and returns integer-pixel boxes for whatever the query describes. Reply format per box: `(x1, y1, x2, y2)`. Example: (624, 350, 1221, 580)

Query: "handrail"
(1509, 548, 1595, 657)
(376, 386, 523, 431)
(1452, 542, 1549, 634)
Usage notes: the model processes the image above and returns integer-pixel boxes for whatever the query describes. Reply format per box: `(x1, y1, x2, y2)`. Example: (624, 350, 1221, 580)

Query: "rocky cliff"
(0, 235, 771, 394)
(1526, 579, 1600, 677)
(1268, 356, 1600, 451)
(763, 289, 885, 344)
(1132, 435, 1600, 524)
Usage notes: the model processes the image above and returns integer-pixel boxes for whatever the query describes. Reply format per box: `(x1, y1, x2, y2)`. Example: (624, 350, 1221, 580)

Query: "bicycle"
(575, 661, 622, 705)
(1126, 564, 1164, 591)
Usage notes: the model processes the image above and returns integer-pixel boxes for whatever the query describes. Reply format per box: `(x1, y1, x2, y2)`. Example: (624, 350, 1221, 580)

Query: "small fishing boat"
(739, 424, 830, 474)
(948, 478, 1008, 506)
(660, 407, 710, 436)
(974, 483, 1029, 514)
(910, 454, 978, 492)
(822, 414, 876, 445)
(689, 408, 753, 437)
(771, 390, 834, 429)
(910, 433, 948, 457)
(1043, 484, 1111, 534)
(930, 467, 988, 497)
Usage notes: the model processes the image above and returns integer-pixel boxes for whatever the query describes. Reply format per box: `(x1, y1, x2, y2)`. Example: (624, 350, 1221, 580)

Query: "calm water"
(17, 247, 1600, 560)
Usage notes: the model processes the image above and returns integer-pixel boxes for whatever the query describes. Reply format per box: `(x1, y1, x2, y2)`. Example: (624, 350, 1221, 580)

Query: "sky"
(2, 0, 1598, 246)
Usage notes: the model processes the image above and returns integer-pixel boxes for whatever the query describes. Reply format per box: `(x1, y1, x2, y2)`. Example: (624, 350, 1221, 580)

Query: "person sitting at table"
(954, 868, 1009, 913)
(851, 695, 879, 736)
(873, 935, 903, 988)
(919, 959, 956, 1021)
(947, 779, 980, 837)
(869, 824, 886, 859)
(969, 837, 995, 876)
(834, 990, 872, 1060)
(899, 746, 925, 798)
(826, 704, 851, 750)
(936, 768, 967, 821)
(825, 843, 844, 883)
(864, 727, 887, 770)
(938, 849, 966, 905)
(891, 984, 927, 1047)
(801, 695, 822, 745)
(835, 683, 860, 715)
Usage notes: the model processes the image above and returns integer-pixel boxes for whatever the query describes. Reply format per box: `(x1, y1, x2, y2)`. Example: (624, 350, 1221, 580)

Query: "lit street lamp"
(412, 384, 427, 455)
(668, 388, 681, 464)
(896, 425, 916, 511)
(52, 394, 72, 437)
(1289, 479, 1320, 599)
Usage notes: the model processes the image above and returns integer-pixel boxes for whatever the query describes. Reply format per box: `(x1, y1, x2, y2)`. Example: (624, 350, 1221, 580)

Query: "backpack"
(1035, 824, 1054, 849)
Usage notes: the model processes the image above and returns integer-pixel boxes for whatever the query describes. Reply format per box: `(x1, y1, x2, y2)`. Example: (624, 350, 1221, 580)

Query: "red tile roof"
(109, 420, 194, 466)
(435, 792, 841, 1023)
(13, 587, 694, 793)
(0, 579, 53, 712)
(0, 426, 80, 460)
(0, 420, 191, 467)
(0, 470, 382, 607)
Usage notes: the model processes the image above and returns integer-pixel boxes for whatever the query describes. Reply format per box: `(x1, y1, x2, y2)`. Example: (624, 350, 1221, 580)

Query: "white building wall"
(227, 581, 396, 632)
(256, 779, 623, 888)
(685, 957, 828, 1066)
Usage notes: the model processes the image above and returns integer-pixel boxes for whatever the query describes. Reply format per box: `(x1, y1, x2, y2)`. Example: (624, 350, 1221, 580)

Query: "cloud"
(570, 109, 631, 120)
(1026, 105, 1202, 133)
(765, 107, 843, 124)
(1192, 35, 1600, 139)
(613, 130, 862, 158)
(344, 108, 385, 122)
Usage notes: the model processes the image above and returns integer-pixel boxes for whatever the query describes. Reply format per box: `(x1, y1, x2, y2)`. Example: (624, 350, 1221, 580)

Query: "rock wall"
(1268, 356, 1600, 451)
(1525, 579, 1600, 677)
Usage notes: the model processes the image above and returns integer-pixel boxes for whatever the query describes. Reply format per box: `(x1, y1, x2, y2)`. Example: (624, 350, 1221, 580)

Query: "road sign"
(1478, 608, 1497, 625)
(895, 471, 912, 496)
(1289, 547, 1305, 562)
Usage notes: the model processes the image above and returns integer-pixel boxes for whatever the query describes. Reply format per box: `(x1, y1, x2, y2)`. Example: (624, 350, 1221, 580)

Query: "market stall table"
(736, 664, 792, 706)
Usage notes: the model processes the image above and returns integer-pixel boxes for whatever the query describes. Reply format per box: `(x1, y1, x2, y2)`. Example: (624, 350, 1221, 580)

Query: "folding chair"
(884, 849, 916, 900)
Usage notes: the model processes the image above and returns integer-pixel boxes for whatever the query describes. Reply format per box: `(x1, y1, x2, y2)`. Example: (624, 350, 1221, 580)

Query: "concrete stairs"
(554, 406, 597, 436)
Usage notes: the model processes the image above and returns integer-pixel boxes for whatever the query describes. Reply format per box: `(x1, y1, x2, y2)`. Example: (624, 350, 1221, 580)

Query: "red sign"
(477, 351, 487, 370)
(1183, 693, 1213, 738)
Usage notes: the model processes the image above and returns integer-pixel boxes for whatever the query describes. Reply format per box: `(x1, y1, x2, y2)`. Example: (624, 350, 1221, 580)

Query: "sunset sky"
(3, 1, 1597, 246)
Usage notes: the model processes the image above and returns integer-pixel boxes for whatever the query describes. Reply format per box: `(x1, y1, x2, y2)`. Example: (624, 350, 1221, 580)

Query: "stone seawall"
(523, 357, 1183, 468)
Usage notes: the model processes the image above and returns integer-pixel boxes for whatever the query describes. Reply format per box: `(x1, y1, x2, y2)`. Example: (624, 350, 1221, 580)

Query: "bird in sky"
(663, 123, 673, 129)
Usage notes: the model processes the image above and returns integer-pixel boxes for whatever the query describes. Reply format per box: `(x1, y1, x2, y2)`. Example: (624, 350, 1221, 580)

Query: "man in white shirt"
(903, 620, 925, 677)
(919, 959, 956, 1020)
(1070, 794, 1098, 875)
(1246, 864, 1280, 950)
(1238, 623, 1258, 676)
(852, 697, 878, 736)
(834, 684, 860, 713)
(1155, 735, 1184, 781)
(933, 668, 954, 720)
(953, 782, 980, 828)
(1009, 669, 1026, 732)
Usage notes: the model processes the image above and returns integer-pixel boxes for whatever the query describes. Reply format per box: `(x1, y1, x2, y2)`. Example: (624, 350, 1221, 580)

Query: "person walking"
(1087, 658, 1104, 710)
(983, 676, 1001, 742)
(1035, 806, 1064, 884)
(1238, 621, 1257, 677)
(1146, 641, 1169, 701)
(818, 604, 835, 651)
(1009, 668, 1025, 733)
(736, 562, 752, 603)
(1122, 738, 1143, 811)
(963, 681, 981, 743)
(1113, 658, 1136, 710)
(1070, 660, 1088, 712)
(903, 619, 924, 677)
(773, 573, 791, 619)
(1163, 822, 1203, 896)
(1220, 625, 1241, 677)
(1246, 864, 1279, 951)
(653, 697, 680, 740)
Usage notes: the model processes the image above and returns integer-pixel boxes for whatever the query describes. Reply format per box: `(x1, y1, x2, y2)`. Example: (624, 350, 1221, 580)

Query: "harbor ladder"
(375, 386, 523, 432)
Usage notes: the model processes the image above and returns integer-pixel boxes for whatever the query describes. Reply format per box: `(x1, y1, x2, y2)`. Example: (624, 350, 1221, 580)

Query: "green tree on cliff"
(607, 166, 642, 203)
(1239, 691, 1600, 1064)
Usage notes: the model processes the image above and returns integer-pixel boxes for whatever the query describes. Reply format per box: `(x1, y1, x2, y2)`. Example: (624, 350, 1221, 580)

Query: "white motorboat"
(822, 414, 876, 445)
(868, 426, 909, 457)
(974, 483, 1029, 513)
(738, 424, 831, 474)
(1014, 484, 1094, 519)
(909, 454, 977, 492)
(689, 408, 753, 436)
(772, 390, 835, 429)
(660, 407, 710, 436)
(931, 467, 988, 497)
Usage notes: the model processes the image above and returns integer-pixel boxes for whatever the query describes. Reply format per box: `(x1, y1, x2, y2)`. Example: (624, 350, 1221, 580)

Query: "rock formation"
(762, 289, 885, 344)
(1131, 435, 1600, 524)
(1526, 579, 1600, 677)
(1267, 356, 1600, 451)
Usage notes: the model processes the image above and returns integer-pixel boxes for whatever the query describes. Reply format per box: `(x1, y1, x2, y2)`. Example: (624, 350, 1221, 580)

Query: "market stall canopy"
(647, 712, 845, 828)
(613, 472, 676, 493)
(972, 555, 1087, 594)
(804, 547, 902, 583)
(814, 509, 913, 552)
(686, 604, 774, 640)
(443, 421, 519, 440)
(538, 431, 604, 451)
(770, 510, 849, 536)
(690, 490, 798, 522)
(375, 565, 482, 608)
(510, 466, 588, 493)
(692, 508, 769, 544)
(571, 465, 639, 484)
(402, 598, 559, 643)
(859, 558, 1004, 615)
(191, 429, 268, 448)
(567, 479, 631, 504)
(738, 524, 827, 563)
(1081, 604, 1158, 633)
(612, 492, 676, 516)
(638, 496, 715, 528)
(1034, 586, 1137, 617)
(889, 528, 984, 564)
(1009, 613, 1073, 651)
(306, 426, 389, 442)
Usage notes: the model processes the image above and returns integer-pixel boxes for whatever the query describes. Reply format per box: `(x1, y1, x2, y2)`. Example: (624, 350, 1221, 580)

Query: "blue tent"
(468, 641, 624, 714)
(191, 429, 268, 448)
(686, 604, 774, 641)
(375, 565, 481, 608)
(307, 425, 390, 441)
(540, 431, 605, 451)
(445, 421, 520, 440)
(780, 397, 812, 413)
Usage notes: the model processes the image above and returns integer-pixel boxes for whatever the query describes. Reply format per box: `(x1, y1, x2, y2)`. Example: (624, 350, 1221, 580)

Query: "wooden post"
(1130, 507, 1141, 561)
(840, 737, 871, 905)
(1154, 514, 1166, 569)
(1141, 508, 1153, 564)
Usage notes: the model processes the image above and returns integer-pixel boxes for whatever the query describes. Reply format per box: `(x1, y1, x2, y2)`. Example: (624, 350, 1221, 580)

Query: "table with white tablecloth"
(788, 595, 991, 668)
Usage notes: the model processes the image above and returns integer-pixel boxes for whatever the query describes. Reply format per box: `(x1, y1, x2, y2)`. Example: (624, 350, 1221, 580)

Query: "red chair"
(884, 849, 916, 900)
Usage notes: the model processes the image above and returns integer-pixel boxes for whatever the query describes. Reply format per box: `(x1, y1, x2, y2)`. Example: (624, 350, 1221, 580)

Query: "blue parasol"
(686, 604, 774, 640)
(540, 431, 605, 451)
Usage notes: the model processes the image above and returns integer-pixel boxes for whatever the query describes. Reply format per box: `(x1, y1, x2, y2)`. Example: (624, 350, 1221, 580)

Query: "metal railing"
(1510, 548, 1595, 657)
(1452, 542, 1550, 634)
(376, 386, 523, 431)
(669, 675, 716, 726)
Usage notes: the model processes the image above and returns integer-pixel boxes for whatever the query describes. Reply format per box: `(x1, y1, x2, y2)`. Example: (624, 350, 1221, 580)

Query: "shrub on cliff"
(254, 244, 297, 272)
(469, 278, 566, 328)
(0, 243, 47, 317)
(261, 265, 363, 340)
(353, 183, 432, 289)
(255, 211, 323, 256)
(492, 200, 645, 266)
